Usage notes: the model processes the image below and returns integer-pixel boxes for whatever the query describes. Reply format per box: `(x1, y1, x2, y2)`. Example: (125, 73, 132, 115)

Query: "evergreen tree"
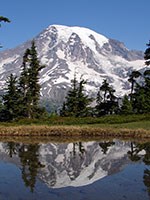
(138, 41, 150, 113)
(130, 41, 150, 114)
(144, 70, 150, 93)
(120, 94, 133, 114)
(60, 75, 92, 117)
(63, 74, 78, 116)
(107, 87, 119, 114)
(95, 79, 118, 116)
(95, 90, 104, 116)
(28, 41, 44, 106)
(138, 70, 150, 113)
(2, 74, 19, 120)
(95, 79, 110, 116)
(133, 85, 147, 113)
(60, 102, 67, 116)
(100, 79, 110, 103)
(17, 49, 31, 117)
(76, 78, 92, 117)
(128, 70, 141, 100)
(144, 40, 150, 66)
(18, 41, 45, 118)
(129, 74, 150, 114)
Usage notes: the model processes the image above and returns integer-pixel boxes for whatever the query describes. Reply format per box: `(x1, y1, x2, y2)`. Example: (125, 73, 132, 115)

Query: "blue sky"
(0, 0, 149, 51)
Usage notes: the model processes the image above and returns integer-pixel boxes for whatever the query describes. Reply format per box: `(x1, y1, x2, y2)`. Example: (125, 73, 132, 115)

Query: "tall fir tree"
(95, 79, 118, 116)
(76, 78, 92, 117)
(60, 75, 92, 117)
(99, 79, 110, 103)
(95, 90, 103, 116)
(18, 48, 31, 117)
(120, 94, 133, 115)
(18, 41, 45, 118)
(28, 41, 44, 105)
(60, 102, 67, 117)
(2, 74, 19, 120)
(128, 70, 141, 100)
(133, 85, 147, 113)
(63, 74, 78, 116)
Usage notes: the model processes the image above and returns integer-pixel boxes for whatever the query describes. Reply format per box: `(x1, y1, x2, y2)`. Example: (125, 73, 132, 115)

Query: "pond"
(0, 138, 150, 200)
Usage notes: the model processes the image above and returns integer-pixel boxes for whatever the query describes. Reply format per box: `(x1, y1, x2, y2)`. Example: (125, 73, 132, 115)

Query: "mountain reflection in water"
(0, 139, 149, 200)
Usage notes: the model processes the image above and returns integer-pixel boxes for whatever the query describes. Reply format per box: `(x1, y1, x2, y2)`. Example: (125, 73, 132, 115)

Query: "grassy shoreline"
(0, 124, 149, 138)
(0, 114, 149, 139)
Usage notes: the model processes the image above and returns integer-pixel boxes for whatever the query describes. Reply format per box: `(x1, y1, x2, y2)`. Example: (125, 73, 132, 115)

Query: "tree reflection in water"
(127, 141, 150, 197)
(140, 142, 150, 197)
(72, 142, 85, 158)
(127, 142, 141, 162)
(144, 169, 150, 196)
(19, 144, 45, 192)
(5, 142, 44, 192)
(5, 142, 20, 158)
(99, 141, 115, 154)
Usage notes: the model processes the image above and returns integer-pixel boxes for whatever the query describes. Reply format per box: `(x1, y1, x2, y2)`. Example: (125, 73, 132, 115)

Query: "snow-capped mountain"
(0, 25, 144, 106)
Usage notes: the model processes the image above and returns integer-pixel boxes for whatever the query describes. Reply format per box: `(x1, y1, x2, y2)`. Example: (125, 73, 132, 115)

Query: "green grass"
(0, 114, 149, 138)
(12, 113, 150, 127)
(89, 120, 150, 129)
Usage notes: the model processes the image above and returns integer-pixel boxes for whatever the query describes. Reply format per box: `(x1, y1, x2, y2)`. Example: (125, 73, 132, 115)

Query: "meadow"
(0, 114, 149, 138)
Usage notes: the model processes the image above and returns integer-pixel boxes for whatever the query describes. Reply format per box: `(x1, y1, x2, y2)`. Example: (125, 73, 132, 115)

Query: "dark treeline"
(0, 40, 150, 121)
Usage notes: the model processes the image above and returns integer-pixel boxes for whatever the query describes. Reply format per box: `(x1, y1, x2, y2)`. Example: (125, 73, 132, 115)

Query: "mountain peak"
(44, 24, 109, 49)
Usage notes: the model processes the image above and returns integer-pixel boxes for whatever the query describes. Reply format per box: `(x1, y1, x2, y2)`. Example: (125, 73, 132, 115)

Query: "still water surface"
(0, 138, 150, 200)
